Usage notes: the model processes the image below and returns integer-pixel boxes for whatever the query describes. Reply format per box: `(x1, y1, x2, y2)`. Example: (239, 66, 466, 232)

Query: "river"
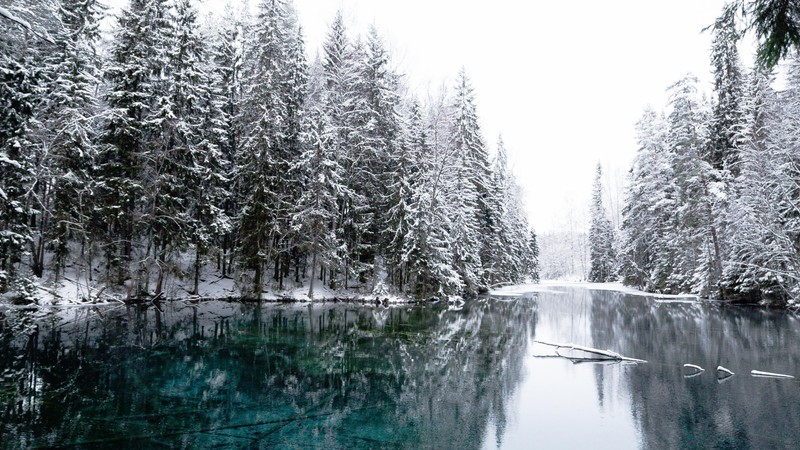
(1, 286, 799, 448)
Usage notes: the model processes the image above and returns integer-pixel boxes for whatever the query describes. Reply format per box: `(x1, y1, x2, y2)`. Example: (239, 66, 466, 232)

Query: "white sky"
(127, 0, 746, 233)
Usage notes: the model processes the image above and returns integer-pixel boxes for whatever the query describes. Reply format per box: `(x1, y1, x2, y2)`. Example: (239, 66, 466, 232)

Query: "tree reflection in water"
(0, 298, 537, 449)
(587, 289, 800, 449)
(4, 289, 798, 449)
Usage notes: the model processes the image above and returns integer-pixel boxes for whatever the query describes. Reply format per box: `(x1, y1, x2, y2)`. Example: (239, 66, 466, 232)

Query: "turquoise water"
(1, 288, 799, 449)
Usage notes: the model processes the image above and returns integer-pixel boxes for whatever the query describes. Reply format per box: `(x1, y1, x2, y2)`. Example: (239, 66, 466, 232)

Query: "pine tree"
(236, 0, 302, 297)
(588, 163, 616, 282)
(383, 98, 420, 291)
(292, 107, 343, 299)
(619, 109, 676, 291)
(722, 67, 789, 301)
(491, 136, 532, 284)
(527, 229, 540, 283)
(446, 69, 489, 294)
(208, 3, 246, 279)
(0, 12, 37, 295)
(40, 0, 103, 282)
(320, 11, 369, 289)
(707, 4, 746, 175)
(402, 96, 462, 297)
(273, 16, 307, 289)
(666, 75, 720, 295)
(99, 0, 172, 287)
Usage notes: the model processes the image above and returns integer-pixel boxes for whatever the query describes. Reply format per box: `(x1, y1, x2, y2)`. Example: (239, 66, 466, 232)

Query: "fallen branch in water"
(717, 366, 734, 377)
(751, 370, 795, 379)
(533, 354, 639, 365)
(684, 364, 704, 378)
(534, 340, 647, 363)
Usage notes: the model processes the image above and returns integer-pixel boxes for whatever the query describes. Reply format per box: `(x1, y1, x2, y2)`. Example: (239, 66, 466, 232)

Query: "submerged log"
(534, 340, 647, 363)
(751, 370, 795, 379)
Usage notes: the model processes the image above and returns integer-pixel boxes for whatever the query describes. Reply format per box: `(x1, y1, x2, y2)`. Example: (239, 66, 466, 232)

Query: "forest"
(0, 0, 540, 303)
(590, 4, 800, 305)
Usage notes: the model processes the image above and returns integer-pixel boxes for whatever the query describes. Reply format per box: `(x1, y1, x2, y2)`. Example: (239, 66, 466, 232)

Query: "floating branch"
(683, 364, 704, 378)
(751, 370, 795, 379)
(534, 340, 647, 363)
(717, 366, 734, 377)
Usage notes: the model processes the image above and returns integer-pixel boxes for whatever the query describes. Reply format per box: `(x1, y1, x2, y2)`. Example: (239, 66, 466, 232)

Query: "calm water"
(1, 287, 799, 449)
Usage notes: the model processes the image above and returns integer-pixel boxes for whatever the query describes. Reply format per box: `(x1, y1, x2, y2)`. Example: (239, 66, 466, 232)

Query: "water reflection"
(497, 288, 800, 450)
(2, 290, 800, 449)
(0, 299, 537, 449)
(587, 289, 800, 449)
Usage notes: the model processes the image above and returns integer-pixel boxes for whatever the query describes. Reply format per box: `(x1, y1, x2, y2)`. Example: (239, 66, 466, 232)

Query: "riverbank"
(2, 277, 700, 308)
(0, 266, 416, 307)
(490, 280, 700, 300)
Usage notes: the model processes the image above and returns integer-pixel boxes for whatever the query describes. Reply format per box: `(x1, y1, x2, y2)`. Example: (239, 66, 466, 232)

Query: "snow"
(10, 261, 413, 307)
(0, 7, 31, 31)
(751, 370, 795, 379)
(490, 280, 700, 300)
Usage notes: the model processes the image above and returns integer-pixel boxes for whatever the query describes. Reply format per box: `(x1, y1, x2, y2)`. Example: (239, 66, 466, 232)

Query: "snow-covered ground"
(6, 271, 698, 309)
(490, 280, 699, 300)
(8, 264, 412, 308)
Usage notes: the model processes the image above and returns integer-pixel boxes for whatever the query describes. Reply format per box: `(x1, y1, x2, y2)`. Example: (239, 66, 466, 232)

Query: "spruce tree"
(42, 0, 103, 282)
(588, 163, 616, 282)
(446, 69, 499, 293)
(0, 14, 37, 295)
(99, 0, 172, 287)
(208, 4, 246, 279)
(293, 107, 343, 299)
(619, 109, 675, 291)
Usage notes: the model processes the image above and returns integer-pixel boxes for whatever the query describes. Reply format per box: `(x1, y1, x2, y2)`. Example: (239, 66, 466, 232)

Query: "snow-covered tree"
(292, 108, 342, 299)
(98, 0, 173, 287)
(588, 163, 616, 282)
(236, 0, 300, 297)
(722, 67, 790, 301)
(619, 108, 676, 291)
(0, 7, 38, 296)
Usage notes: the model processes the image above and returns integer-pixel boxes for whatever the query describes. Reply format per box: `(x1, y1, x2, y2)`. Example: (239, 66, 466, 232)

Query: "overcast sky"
(179, 0, 742, 232)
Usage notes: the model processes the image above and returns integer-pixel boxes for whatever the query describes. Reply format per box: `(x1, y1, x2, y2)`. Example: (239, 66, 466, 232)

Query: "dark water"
(1, 288, 799, 449)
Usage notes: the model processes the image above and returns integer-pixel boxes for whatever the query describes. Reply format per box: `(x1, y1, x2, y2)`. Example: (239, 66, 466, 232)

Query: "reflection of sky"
(484, 291, 640, 449)
(484, 288, 800, 449)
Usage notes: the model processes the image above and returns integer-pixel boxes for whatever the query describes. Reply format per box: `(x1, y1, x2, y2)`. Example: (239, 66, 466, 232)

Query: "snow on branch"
(751, 370, 795, 379)
(717, 366, 734, 376)
(683, 363, 704, 378)
(0, 6, 55, 44)
(0, 7, 30, 30)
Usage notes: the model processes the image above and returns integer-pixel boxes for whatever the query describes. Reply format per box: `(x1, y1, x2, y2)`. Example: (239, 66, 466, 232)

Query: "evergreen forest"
(0, 0, 538, 302)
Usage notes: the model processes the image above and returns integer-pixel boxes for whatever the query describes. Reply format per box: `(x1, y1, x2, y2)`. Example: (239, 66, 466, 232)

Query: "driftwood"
(534, 340, 647, 363)
(683, 364, 704, 378)
(716, 366, 735, 382)
(751, 370, 795, 379)
(717, 366, 734, 376)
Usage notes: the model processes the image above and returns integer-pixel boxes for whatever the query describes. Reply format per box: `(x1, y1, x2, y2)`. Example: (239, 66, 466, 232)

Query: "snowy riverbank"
(0, 266, 415, 307)
(490, 280, 700, 301)
(1, 276, 700, 309)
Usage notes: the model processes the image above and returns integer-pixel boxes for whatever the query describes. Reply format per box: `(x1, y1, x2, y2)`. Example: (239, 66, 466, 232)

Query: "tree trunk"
(254, 262, 262, 300)
(193, 243, 201, 296)
(308, 250, 317, 299)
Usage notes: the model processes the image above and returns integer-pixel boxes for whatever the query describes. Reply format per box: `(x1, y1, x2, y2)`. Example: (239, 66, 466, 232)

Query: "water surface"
(1, 288, 799, 448)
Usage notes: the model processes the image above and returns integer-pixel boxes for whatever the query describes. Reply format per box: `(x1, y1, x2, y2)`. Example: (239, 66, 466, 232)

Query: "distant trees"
(0, 1, 537, 302)
(588, 163, 616, 282)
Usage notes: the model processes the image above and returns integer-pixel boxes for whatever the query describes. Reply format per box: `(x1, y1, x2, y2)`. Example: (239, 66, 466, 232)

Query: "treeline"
(0, 0, 538, 301)
(618, 7, 800, 304)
